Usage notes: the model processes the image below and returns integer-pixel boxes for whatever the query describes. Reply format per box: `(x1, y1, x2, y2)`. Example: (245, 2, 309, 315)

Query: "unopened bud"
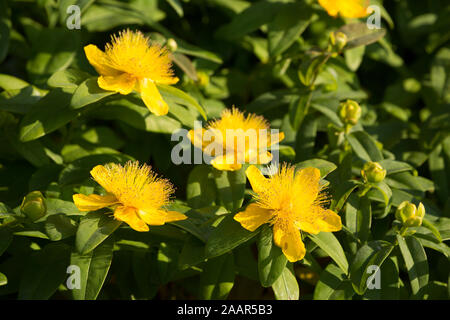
(361, 161, 386, 183)
(329, 31, 348, 52)
(338, 99, 361, 126)
(20, 191, 47, 221)
(196, 71, 210, 87)
(395, 201, 425, 227)
(166, 38, 177, 52)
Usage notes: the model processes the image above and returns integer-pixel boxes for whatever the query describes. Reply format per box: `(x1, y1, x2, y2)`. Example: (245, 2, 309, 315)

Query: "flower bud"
(329, 31, 348, 52)
(20, 191, 47, 221)
(395, 201, 425, 227)
(338, 99, 361, 126)
(166, 38, 177, 52)
(361, 161, 386, 183)
(196, 71, 210, 87)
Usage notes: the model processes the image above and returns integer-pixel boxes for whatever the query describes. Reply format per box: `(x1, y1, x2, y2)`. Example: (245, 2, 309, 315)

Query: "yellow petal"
(245, 165, 269, 194)
(98, 73, 136, 95)
(84, 45, 120, 76)
(266, 131, 285, 147)
(157, 76, 179, 85)
(296, 207, 342, 234)
(294, 167, 321, 206)
(138, 78, 169, 116)
(188, 128, 207, 150)
(234, 203, 273, 232)
(318, 0, 339, 17)
(273, 222, 306, 262)
(114, 206, 149, 232)
(90, 165, 114, 193)
(138, 209, 187, 226)
(211, 155, 242, 171)
(72, 193, 118, 212)
(315, 208, 342, 232)
(163, 210, 188, 223)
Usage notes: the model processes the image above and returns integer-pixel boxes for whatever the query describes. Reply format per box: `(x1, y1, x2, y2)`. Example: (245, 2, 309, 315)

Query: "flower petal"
(114, 206, 149, 232)
(245, 165, 270, 194)
(138, 78, 169, 116)
(84, 45, 120, 76)
(211, 155, 242, 171)
(72, 193, 118, 212)
(90, 165, 114, 193)
(318, 0, 339, 17)
(273, 222, 306, 262)
(98, 73, 136, 95)
(296, 207, 342, 234)
(163, 210, 188, 223)
(294, 167, 321, 207)
(234, 203, 273, 232)
(138, 209, 187, 225)
(157, 76, 179, 85)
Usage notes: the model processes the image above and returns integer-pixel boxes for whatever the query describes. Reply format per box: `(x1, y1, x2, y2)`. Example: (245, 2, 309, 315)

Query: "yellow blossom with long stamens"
(83, 29, 178, 116)
(234, 164, 342, 262)
(73, 161, 186, 232)
(187, 107, 285, 171)
(318, 0, 371, 18)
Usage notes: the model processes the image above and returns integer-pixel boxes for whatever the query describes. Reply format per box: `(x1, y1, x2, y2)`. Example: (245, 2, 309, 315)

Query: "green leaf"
(308, 232, 349, 274)
(216, 1, 280, 40)
(349, 240, 394, 295)
(397, 234, 429, 297)
(0, 228, 13, 256)
(314, 263, 354, 300)
(345, 194, 372, 245)
(257, 225, 287, 287)
(187, 165, 216, 209)
(165, 0, 183, 17)
(205, 214, 259, 259)
(346, 131, 383, 162)
(75, 211, 122, 255)
(71, 236, 114, 300)
(71, 78, 115, 109)
(331, 180, 361, 212)
(48, 68, 91, 89)
(26, 28, 79, 86)
(267, 2, 312, 57)
(378, 159, 413, 175)
(158, 84, 207, 120)
(0, 10, 10, 64)
(199, 253, 235, 300)
(19, 89, 79, 142)
(212, 167, 246, 212)
(344, 45, 365, 71)
(0, 272, 6, 287)
(18, 243, 71, 299)
(295, 158, 337, 178)
(363, 258, 400, 300)
(338, 23, 386, 50)
(271, 264, 299, 300)
(44, 214, 78, 241)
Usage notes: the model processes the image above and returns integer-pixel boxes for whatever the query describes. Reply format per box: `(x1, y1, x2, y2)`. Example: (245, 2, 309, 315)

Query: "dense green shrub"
(0, 0, 449, 300)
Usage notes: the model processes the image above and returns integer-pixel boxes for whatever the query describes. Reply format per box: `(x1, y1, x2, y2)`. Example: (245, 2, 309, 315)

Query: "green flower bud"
(196, 71, 210, 87)
(20, 191, 47, 221)
(395, 201, 425, 227)
(338, 99, 362, 126)
(361, 161, 386, 183)
(329, 31, 348, 52)
(166, 38, 177, 52)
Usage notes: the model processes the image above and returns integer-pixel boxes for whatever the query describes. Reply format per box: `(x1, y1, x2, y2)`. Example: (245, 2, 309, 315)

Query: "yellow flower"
(234, 165, 342, 262)
(318, 0, 371, 18)
(84, 29, 178, 116)
(73, 161, 186, 232)
(188, 107, 285, 171)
